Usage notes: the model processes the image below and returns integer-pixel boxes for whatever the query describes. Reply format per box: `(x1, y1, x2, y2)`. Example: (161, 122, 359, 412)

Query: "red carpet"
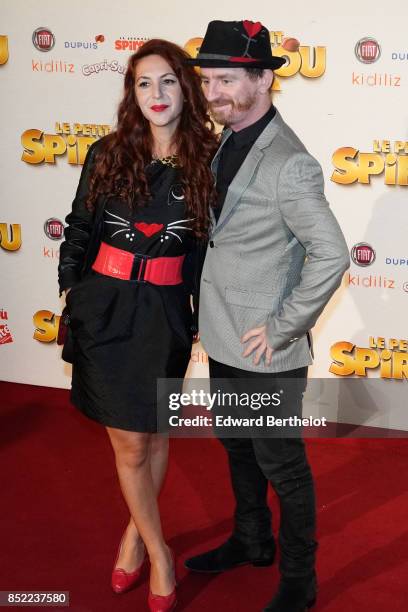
(1, 381, 407, 611)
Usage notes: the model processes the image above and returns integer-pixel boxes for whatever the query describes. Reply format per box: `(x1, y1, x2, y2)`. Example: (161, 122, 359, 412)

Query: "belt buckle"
(130, 252, 151, 283)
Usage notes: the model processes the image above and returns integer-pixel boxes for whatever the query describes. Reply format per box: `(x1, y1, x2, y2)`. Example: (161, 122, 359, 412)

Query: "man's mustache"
(210, 99, 233, 108)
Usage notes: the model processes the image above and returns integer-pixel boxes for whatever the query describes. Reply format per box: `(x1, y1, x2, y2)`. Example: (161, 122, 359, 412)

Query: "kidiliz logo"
(351, 72, 400, 87)
(32, 59, 75, 73)
(345, 273, 395, 289)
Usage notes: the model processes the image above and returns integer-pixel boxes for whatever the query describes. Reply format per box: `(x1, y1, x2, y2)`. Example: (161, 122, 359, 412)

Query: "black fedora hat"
(186, 20, 286, 70)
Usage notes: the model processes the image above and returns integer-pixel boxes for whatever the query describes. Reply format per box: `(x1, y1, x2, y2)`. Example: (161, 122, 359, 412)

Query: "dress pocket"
(162, 289, 193, 350)
(67, 276, 118, 336)
(65, 277, 87, 307)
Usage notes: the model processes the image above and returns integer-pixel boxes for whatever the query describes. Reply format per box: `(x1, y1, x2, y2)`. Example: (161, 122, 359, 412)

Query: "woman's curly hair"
(86, 39, 218, 238)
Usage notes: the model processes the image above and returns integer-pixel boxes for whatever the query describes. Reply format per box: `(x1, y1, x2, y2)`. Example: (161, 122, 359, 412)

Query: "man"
(184, 20, 350, 612)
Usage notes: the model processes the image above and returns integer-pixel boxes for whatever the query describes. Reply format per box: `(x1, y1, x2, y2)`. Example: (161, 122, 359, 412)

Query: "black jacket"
(58, 139, 204, 333)
(58, 140, 104, 295)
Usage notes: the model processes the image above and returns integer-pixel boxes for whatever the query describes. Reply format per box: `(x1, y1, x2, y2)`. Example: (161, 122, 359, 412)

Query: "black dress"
(65, 160, 195, 432)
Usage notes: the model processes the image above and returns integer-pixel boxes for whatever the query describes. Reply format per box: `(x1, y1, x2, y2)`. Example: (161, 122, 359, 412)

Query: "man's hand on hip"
(241, 325, 273, 366)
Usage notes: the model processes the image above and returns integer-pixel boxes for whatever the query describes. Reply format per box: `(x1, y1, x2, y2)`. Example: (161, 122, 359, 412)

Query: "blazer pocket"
(283, 236, 300, 253)
(238, 197, 270, 209)
(225, 287, 278, 311)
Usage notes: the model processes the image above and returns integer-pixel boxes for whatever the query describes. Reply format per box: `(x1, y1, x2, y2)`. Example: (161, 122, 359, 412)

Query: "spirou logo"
(0, 223, 22, 251)
(184, 30, 326, 92)
(330, 336, 408, 379)
(21, 122, 111, 165)
(33, 310, 61, 343)
(115, 37, 148, 51)
(0, 35, 9, 65)
(332, 139, 408, 186)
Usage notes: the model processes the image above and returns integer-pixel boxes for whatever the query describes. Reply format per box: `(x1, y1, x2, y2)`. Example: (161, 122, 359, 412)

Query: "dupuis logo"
(391, 51, 408, 61)
(64, 34, 106, 50)
(385, 256, 408, 267)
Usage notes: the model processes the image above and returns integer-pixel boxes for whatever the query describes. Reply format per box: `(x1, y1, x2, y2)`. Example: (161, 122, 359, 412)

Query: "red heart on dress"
(134, 222, 164, 237)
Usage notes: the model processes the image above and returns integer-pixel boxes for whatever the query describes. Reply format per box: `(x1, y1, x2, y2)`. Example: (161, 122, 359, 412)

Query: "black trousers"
(209, 357, 318, 578)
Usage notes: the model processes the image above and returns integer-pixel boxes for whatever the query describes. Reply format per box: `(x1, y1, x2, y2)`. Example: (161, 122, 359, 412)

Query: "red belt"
(92, 242, 185, 285)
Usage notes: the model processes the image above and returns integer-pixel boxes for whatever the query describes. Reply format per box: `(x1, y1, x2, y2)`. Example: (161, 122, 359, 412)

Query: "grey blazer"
(199, 109, 350, 373)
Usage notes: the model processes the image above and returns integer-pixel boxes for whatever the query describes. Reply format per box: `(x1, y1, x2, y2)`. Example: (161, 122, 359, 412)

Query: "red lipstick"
(151, 105, 169, 112)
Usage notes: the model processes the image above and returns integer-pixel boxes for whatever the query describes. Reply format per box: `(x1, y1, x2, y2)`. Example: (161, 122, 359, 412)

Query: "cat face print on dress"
(104, 209, 194, 244)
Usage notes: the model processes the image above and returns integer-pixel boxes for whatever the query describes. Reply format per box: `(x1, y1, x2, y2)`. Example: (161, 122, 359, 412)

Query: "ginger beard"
(209, 90, 257, 126)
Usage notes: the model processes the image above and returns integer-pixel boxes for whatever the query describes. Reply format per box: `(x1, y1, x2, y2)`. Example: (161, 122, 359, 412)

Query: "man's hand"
(241, 325, 273, 366)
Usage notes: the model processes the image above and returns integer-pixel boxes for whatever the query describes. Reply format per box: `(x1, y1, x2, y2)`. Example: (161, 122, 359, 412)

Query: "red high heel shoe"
(111, 531, 146, 594)
(147, 549, 177, 612)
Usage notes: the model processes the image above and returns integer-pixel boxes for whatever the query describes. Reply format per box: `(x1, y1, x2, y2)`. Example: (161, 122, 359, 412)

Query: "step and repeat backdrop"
(1, 1, 407, 429)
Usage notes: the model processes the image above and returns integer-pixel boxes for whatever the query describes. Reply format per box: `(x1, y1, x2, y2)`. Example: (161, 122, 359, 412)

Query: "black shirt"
(214, 105, 276, 221)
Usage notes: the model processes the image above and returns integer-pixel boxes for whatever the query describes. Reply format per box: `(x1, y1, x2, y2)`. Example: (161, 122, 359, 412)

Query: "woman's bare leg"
(112, 433, 169, 570)
(107, 428, 174, 595)
(149, 433, 170, 493)
(114, 434, 169, 571)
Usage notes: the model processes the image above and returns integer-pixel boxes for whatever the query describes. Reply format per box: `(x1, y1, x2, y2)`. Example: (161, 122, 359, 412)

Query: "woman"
(58, 39, 217, 611)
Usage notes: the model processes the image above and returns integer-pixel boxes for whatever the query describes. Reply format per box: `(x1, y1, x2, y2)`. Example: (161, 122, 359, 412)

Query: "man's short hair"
(244, 68, 264, 80)
(244, 67, 273, 93)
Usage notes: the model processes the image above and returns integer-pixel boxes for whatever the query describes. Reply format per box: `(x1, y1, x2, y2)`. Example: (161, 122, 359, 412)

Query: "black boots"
(263, 573, 317, 612)
(184, 535, 276, 573)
